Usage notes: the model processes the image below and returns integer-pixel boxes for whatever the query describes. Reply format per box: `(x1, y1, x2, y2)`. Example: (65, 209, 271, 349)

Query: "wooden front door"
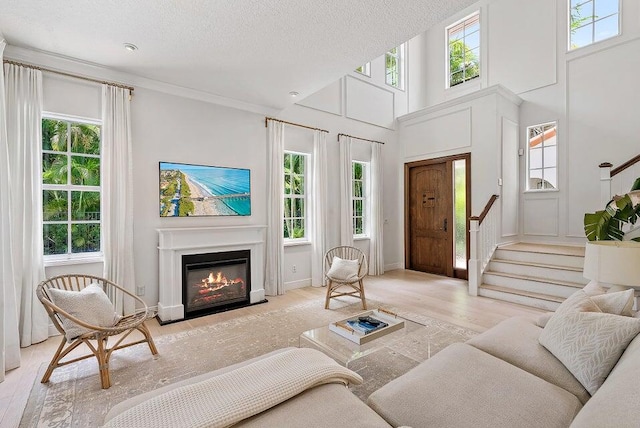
(407, 161, 453, 276)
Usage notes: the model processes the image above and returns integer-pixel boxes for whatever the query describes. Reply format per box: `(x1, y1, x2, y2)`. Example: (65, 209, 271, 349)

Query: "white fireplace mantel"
(157, 225, 267, 322)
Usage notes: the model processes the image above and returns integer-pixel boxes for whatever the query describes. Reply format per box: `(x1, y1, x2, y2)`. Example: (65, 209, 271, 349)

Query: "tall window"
(447, 12, 480, 87)
(284, 152, 307, 240)
(355, 62, 371, 77)
(527, 122, 558, 191)
(352, 161, 369, 237)
(569, 0, 619, 50)
(385, 44, 405, 89)
(42, 116, 102, 256)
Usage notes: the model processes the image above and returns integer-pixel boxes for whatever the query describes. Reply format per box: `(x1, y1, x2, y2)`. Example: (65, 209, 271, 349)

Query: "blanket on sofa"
(102, 348, 362, 428)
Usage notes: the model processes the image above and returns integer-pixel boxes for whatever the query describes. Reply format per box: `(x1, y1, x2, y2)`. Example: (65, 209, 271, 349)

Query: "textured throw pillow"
(48, 283, 120, 341)
(582, 280, 607, 296)
(536, 290, 602, 328)
(591, 289, 635, 317)
(327, 257, 360, 281)
(539, 311, 640, 395)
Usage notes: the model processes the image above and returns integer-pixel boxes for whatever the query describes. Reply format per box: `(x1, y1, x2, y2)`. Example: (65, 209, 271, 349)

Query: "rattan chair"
(36, 274, 158, 389)
(324, 246, 368, 310)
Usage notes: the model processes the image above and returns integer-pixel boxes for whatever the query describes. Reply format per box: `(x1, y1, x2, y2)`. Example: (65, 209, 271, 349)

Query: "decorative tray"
(329, 308, 405, 344)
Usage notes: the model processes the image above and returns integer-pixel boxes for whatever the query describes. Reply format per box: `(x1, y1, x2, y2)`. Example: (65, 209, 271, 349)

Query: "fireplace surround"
(157, 226, 266, 323)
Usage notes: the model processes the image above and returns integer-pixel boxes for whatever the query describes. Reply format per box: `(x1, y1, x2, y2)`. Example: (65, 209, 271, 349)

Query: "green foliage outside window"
(449, 40, 479, 87)
(353, 162, 366, 235)
(42, 118, 101, 256)
(284, 153, 306, 239)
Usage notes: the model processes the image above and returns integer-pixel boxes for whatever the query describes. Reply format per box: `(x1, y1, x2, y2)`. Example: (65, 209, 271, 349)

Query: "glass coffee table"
(299, 312, 425, 367)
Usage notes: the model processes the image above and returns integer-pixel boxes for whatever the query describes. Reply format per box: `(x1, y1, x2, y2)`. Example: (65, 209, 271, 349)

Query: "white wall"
(407, 0, 640, 244)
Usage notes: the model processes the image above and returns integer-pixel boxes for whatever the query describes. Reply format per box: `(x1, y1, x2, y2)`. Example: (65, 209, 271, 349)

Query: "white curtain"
(0, 40, 21, 381)
(310, 130, 327, 287)
(102, 85, 136, 315)
(339, 135, 354, 246)
(4, 62, 49, 348)
(265, 120, 285, 295)
(369, 143, 385, 275)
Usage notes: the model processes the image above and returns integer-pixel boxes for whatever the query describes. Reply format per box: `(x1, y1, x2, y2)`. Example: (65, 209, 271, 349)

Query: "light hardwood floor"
(0, 269, 545, 428)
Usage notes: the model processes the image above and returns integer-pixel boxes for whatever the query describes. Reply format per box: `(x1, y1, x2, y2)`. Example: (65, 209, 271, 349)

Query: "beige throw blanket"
(103, 348, 363, 428)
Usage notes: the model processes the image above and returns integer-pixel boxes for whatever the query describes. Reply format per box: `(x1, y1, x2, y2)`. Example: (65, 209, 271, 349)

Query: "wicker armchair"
(324, 246, 368, 310)
(36, 274, 158, 389)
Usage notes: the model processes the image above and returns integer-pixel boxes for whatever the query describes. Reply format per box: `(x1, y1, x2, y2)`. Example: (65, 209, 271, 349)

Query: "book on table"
(346, 316, 388, 334)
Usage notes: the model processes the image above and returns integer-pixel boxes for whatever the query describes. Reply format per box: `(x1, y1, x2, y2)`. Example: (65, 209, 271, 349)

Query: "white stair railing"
(600, 155, 640, 205)
(469, 195, 500, 296)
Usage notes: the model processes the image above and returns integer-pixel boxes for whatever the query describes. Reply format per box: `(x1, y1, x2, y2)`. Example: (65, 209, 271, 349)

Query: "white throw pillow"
(48, 283, 120, 341)
(591, 289, 635, 317)
(582, 280, 607, 296)
(327, 257, 360, 281)
(539, 311, 640, 395)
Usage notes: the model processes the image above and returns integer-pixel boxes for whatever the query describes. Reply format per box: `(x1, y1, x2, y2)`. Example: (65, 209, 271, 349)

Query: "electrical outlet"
(136, 284, 145, 296)
(292, 265, 297, 273)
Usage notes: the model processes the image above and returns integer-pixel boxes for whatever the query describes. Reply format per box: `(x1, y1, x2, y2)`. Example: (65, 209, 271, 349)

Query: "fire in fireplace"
(182, 250, 251, 319)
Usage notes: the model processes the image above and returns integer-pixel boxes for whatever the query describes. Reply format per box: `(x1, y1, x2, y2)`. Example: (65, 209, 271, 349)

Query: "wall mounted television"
(159, 162, 251, 217)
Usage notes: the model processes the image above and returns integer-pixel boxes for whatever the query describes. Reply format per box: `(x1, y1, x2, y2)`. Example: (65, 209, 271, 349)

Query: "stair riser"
(483, 273, 580, 298)
(479, 288, 561, 311)
(488, 261, 588, 285)
(493, 249, 584, 269)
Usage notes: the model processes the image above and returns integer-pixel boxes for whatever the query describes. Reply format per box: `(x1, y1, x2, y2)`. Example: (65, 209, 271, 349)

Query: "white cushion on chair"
(48, 283, 121, 341)
(327, 257, 360, 281)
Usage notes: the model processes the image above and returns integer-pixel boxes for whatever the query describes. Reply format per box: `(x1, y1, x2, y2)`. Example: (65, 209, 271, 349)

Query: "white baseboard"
(384, 262, 403, 271)
(285, 278, 312, 290)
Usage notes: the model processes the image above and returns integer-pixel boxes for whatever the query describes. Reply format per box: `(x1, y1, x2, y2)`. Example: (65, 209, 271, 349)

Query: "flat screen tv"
(159, 162, 251, 217)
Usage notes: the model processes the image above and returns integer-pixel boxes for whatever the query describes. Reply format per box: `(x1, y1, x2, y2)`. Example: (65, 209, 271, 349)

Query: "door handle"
(443, 218, 448, 232)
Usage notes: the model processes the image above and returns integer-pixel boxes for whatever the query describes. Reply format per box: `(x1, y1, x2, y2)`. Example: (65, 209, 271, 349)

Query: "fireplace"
(182, 250, 251, 319)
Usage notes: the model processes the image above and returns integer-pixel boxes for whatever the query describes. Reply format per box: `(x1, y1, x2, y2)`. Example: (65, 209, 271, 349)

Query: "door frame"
(404, 153, 471, 279)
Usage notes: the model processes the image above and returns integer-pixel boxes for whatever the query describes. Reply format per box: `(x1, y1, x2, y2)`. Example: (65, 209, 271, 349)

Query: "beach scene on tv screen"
(159, 162, 251, 217)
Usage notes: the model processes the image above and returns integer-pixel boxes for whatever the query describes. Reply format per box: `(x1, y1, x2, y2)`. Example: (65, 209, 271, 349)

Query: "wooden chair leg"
(359, 279, 367, 310)
(97, 337, 111, 389)
(137, 322, 159, 355)
(41, 336, 67, 384)
(325, 280, 333, 309)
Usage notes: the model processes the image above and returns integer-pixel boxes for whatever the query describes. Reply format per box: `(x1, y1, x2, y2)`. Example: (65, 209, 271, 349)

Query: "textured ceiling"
(0, 0, 475, 111)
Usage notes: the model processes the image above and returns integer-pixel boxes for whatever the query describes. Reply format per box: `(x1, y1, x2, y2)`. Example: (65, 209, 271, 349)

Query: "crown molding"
(4, 45, 280, 116)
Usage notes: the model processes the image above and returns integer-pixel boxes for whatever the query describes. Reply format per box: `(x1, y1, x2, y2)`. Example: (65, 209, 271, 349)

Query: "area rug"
(20, 299, 478, 427)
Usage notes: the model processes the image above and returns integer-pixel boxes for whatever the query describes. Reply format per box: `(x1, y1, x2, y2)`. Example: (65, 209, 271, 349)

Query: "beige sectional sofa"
(105, 315, 640, 428)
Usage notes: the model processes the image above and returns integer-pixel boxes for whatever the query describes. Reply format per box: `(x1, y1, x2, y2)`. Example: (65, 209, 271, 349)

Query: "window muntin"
(352, 161, 369, 237)
(355, 62, 371, 77)
(527, 122, 558, 191)
(385, 44, 405, 89)
(569, 0, 619, 50)
(42, 117, 102, 257)
(447, 12, 480, 87)
(284, 152, 308, 240)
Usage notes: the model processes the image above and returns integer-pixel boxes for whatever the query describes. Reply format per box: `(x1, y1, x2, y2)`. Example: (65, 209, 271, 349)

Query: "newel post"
(599, 162, 612, 206)
(468, 217, 480, 296)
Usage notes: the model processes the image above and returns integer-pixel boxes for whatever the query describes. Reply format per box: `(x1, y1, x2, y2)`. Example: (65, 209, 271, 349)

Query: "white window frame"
(283, 151, 309, 242)
(42, 113, 103, 262)
(355, 62, 371, 77)
(568, 0, 620, 51)
(352, 161, 370, 238)
(526, 121, 558, 192)
(385, 44, 405, 90)
(446, 11, 481, 88)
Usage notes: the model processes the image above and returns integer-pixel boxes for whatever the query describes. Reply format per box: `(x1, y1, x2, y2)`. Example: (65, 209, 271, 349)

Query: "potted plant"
(584, 178, 640, 242)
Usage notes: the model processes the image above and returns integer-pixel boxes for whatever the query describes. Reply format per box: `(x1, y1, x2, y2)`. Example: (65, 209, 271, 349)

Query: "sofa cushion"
(368, 343, 582, 428)
(539, 311, 640, 395)
(467, 317, 590, 404)
(570, 333, 640, 428)
(105, 348, 391, 428)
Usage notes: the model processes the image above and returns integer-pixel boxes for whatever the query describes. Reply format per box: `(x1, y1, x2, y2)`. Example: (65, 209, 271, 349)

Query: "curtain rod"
(338, 133, 385, 145)
(2, 59, 135, 93)
(265, 117, 329, 133)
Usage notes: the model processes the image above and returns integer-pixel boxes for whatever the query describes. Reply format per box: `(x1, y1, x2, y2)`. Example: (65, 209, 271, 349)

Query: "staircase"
(478, 243, 587, 311)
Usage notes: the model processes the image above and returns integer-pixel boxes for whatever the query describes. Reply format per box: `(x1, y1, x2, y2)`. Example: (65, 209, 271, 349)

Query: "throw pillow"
(327, 257, 360, 281)
(607, 284, 631, 293)
(539, 311, 640, 395)
(582, 280, 607, 296)
(536, 290, 602, 328)
(591, 289, 635, 317)
(48, 283, 120, 341)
